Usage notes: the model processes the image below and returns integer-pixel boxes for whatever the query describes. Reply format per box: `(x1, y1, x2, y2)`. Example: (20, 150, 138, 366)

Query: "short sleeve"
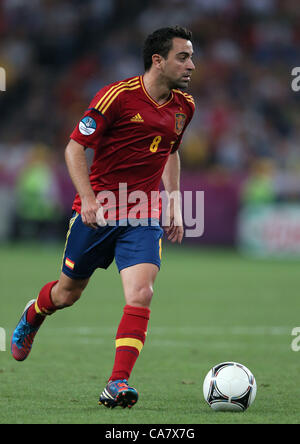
(70, 86, 119, 150)
(171, 102, 195, 154)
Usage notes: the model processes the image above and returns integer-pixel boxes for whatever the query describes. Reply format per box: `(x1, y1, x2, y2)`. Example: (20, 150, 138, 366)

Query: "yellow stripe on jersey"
(100, 84, 141, 114)
(173, 89, 195, 106)
(173, 89, 195, 100)
(115, 338, 144, 353)
(140, 75, 174, 108)
(94, 77, 139, 111)
(98, 81, 140, 114)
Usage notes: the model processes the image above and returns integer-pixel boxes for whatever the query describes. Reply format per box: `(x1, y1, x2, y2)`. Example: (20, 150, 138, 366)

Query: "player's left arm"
(162, 98, 195, 243)
(162, 151, 183, 244)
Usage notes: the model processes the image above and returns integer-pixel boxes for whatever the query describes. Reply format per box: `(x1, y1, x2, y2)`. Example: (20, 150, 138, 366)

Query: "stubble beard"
(167, 76, 190, 91)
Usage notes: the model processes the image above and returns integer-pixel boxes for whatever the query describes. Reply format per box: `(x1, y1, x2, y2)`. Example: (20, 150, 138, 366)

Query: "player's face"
(162, 37, 195, 90)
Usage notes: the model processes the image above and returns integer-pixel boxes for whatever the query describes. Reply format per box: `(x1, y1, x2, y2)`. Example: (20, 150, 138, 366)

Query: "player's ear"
(152, 54, 164, 69)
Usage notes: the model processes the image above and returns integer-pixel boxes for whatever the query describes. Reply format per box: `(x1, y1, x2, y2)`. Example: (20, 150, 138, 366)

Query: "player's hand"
(165, 220, 184, 243)
(163, 200, 184, 244)
(81, 196, 102, 229)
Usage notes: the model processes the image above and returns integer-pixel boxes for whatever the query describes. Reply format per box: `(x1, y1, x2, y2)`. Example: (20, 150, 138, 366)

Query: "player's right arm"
(67, 83, 120, 228)
(65, 139, 100, 229)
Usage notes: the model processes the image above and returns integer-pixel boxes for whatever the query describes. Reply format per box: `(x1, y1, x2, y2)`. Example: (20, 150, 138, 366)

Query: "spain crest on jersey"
(175, 113, 186, 135)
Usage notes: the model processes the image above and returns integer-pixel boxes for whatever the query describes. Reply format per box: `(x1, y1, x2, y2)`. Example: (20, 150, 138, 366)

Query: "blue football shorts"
(61, 212, 164, 279)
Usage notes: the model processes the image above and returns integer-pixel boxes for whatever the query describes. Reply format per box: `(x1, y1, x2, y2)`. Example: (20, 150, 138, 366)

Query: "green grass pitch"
(0, 242, 299, 424)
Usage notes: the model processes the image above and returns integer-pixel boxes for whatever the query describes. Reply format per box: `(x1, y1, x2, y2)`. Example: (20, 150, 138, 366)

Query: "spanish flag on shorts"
(65, 257, 75, 270)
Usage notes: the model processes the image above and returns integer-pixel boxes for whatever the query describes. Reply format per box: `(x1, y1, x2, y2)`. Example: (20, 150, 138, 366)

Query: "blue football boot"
(11, 300, 39, 361)
(99, 379, 138, 409)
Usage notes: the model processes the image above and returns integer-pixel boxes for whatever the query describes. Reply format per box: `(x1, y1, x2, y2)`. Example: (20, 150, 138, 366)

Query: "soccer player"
(11, 26, 195, 408)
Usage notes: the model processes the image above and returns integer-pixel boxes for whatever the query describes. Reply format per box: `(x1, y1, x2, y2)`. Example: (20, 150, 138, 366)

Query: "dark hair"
(143, 26, 193, 71)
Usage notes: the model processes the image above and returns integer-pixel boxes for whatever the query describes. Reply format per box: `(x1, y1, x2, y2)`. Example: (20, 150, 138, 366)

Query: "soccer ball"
(203, 362, 257, 412)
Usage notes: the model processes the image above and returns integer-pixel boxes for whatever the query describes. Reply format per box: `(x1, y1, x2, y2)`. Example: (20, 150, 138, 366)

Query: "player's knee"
(128, 285, 153, 308)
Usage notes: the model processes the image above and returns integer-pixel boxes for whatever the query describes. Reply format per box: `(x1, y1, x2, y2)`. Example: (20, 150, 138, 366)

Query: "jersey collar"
(140, 75, 174, 109)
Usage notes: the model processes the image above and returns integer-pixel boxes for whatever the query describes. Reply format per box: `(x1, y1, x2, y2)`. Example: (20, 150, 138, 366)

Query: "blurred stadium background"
(0, 0, 300, 255)
(1, 0, 300, 424)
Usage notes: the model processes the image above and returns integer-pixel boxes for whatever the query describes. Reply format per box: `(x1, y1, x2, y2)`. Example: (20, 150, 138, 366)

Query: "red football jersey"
(70, 75, 195, 220)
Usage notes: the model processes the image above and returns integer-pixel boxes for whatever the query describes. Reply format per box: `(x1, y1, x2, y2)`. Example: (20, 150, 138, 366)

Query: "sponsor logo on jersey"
(79, 116, 97, 135)
(130, 113, 144, 123)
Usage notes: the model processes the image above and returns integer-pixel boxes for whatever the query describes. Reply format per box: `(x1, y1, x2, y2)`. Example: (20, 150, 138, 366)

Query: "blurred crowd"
(0, 0, 300, 239)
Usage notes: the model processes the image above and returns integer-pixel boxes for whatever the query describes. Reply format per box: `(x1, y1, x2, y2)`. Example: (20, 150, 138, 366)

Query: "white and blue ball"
(203, 362, 257, 412)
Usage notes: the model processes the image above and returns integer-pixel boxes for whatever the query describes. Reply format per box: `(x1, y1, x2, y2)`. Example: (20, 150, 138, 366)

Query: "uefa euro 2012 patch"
(79, 116, 97, 135)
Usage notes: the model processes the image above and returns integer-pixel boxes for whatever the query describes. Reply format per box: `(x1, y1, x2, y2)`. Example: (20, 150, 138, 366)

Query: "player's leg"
(11, 212, 89, 362)
(27, 272, 90, 320)
(99, 263, 158, 409)
(11, 273, 89, 361)
(120, 262, 157, 307)
(50, 272, 89, 308)
(109, 263, 158, 379)
(99, 223, 162, 408)
(11, 212, 117, 362)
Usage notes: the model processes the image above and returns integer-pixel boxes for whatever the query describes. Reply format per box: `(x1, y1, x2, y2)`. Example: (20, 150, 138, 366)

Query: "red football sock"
(109, 304, 150, 382)
(26, 280, 58, 327)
